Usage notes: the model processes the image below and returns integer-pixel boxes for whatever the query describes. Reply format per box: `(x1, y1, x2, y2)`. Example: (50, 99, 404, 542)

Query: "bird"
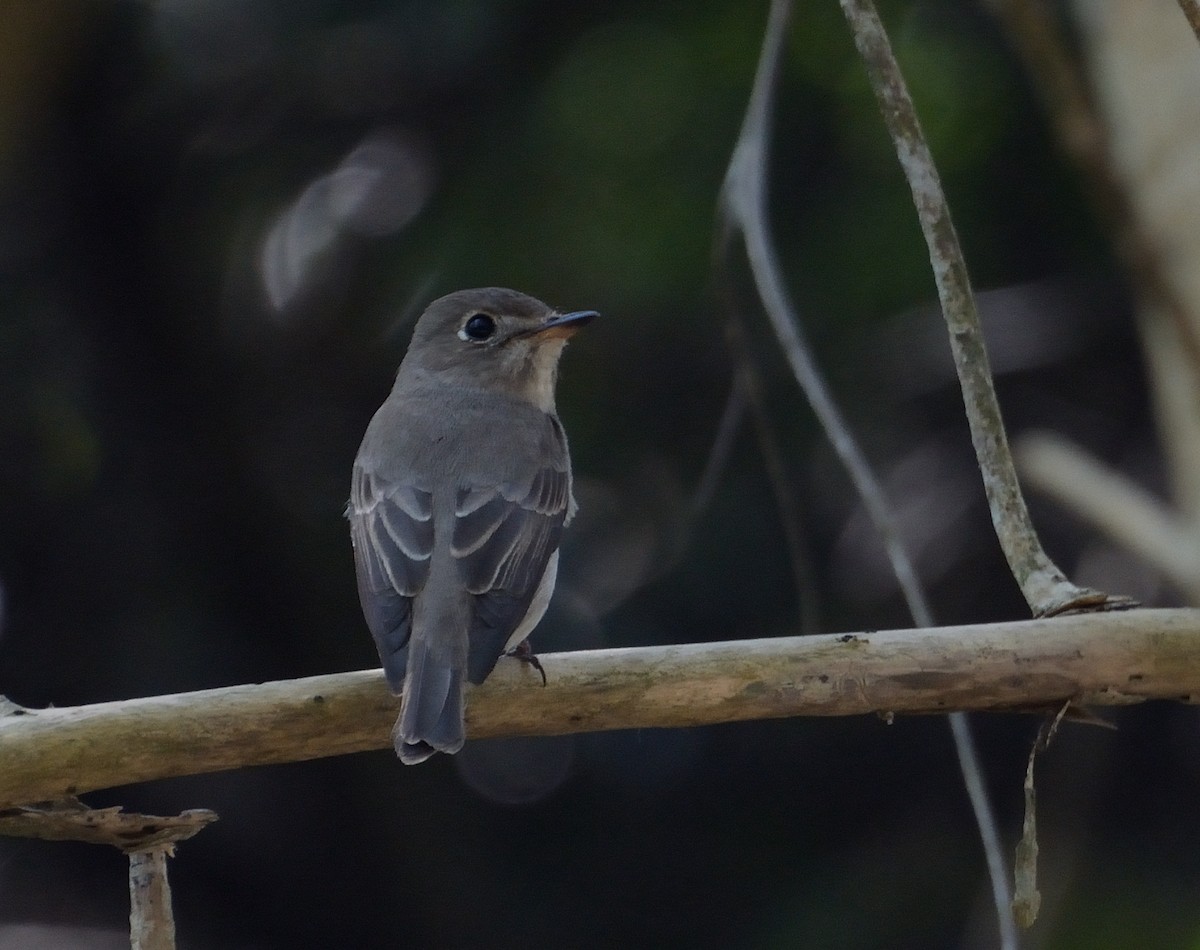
(348, 287, 596, 764)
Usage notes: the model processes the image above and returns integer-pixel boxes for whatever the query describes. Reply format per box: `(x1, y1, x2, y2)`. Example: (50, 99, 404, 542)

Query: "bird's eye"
(459, 313, 496, 342)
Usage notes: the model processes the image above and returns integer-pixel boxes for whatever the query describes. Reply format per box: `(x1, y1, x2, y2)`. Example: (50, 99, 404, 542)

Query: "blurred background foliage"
(1, 1, 1197, 948)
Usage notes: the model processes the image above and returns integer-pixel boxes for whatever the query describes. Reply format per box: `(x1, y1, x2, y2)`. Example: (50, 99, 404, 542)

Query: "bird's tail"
(394, 636, 465, 764)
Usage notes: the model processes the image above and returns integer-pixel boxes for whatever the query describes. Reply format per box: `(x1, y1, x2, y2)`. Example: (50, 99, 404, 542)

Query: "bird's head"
(400, 287, 597, 411)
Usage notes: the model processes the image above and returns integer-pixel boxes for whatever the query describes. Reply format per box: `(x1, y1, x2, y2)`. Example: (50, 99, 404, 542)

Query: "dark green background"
(1, 2, 1196, 947)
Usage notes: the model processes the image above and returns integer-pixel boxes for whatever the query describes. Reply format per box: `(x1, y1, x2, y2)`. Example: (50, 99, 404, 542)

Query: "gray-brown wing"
(348, 466, 434, 691)
(453, 460, 570, 685)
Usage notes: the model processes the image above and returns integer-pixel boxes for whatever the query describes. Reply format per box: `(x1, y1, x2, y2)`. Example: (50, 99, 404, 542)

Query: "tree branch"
(2, 609, 1197, 809)
(130, 847, 177, 950)
(838, 0, 1130, 617)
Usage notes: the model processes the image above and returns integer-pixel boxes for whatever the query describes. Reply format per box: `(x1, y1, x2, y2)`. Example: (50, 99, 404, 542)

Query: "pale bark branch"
(2, 609, 1197, 809)
(838, 0, 1130, 618)
(130, 847, 176, 950)
(0, 798, 217, 851)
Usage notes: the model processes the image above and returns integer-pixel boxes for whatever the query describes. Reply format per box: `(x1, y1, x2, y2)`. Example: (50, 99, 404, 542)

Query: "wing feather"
(349, 466, 433, 691)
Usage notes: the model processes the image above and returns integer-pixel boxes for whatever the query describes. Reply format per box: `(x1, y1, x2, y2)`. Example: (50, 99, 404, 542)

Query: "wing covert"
(453, 460, 570, 684)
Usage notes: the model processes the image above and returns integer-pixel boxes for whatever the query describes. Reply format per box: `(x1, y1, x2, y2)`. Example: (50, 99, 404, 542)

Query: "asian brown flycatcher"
(349, 287, 595, 763)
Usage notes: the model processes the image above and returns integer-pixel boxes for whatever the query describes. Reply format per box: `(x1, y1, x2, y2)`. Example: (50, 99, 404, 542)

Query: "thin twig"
(731, 328, 823, 636)
(718, 0, 930, 629)
(838, 0, 1129, 618)
(1012, 701, 1070, 928)
(688, 377, 749, 523)
(1012, 726, 1042, 929)
(713, 248, 821, 635)
(947, 711, 1018, 947)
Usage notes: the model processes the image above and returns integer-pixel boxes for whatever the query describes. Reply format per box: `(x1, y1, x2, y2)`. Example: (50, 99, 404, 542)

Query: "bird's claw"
(506, 639, 547, 687)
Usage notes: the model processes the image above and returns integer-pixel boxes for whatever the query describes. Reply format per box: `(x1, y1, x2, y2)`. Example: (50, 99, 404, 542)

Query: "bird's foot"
(506, 639, 547, 686)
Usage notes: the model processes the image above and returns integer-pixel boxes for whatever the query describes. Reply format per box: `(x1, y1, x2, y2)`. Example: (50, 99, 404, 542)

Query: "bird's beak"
(526, 309, 599, 340)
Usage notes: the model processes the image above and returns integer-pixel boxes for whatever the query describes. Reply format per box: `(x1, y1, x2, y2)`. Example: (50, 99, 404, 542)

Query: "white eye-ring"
(458, 312, 496, 342)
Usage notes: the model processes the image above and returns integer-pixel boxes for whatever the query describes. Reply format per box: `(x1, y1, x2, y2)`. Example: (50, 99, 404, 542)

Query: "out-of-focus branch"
(3, 609, 1198, 809)
(1017, 432, 1200, 602)
(710, 243, 821, 635)
(992, 0, 1200, 374)
(1068, 0, 1200, 529)
(687, 376, 748, 525)
(838, 0, 1131, 618)
(727, 321, 822, 636)
(1177, 0, 1200, 44)
(718, 0, 932, 630)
